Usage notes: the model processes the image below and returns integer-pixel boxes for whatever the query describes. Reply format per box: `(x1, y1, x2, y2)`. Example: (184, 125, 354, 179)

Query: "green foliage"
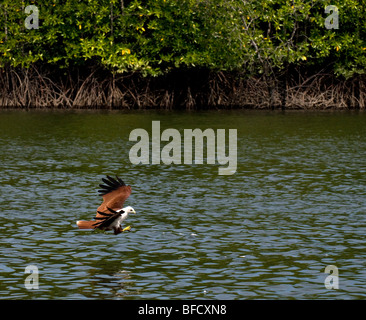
(0, 0, 364, 78)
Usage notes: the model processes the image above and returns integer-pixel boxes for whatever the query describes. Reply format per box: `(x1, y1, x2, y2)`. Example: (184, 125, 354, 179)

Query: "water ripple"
(1, 110, 366, 299)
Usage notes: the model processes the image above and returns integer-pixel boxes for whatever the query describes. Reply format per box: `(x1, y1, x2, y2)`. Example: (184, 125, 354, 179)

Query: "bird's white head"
(123, 206, 136, 215)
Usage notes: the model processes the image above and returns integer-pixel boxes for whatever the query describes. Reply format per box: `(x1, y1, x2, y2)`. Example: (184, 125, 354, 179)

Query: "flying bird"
(76, 175, 136, 235)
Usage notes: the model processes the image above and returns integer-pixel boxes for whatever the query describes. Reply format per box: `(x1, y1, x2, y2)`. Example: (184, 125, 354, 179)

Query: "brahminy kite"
(76, 175, 136, 235)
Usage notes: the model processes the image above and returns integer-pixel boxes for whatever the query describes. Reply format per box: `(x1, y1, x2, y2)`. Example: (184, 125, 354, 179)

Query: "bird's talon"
(123, 226, 132, 232)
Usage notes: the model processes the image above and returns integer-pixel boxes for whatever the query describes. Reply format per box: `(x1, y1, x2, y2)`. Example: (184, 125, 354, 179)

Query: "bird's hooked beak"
(132, 209, 137, 214)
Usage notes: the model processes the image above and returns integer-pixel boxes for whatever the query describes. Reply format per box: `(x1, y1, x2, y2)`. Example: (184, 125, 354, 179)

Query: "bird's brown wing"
(96, 175, 132, 218)
(92, 208, 124, 229)
(76, 175, 132, 230)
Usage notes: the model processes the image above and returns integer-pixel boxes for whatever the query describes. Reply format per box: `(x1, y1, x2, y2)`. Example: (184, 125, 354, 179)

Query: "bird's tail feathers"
(76, 220, 96, 229)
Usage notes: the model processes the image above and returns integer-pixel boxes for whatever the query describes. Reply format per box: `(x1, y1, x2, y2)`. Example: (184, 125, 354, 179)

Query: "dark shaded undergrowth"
(0, 65, 365, 110)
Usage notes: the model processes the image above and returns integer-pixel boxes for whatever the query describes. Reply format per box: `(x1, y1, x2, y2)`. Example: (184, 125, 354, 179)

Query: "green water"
(0, 110, 365, 299)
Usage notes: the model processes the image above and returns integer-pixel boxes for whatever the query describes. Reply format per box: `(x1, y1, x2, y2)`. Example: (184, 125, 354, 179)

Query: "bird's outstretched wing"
(92, 207, 123, 229)
(76, 175, 132, 231)
(96, 175, 132, 219)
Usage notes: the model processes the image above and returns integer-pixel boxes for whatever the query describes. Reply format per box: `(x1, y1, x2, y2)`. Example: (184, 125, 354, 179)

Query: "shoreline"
(0, 67, 365, 110)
